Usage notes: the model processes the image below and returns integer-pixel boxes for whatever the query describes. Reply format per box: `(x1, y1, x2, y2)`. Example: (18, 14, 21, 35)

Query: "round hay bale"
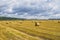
(35, 22, 40, 26)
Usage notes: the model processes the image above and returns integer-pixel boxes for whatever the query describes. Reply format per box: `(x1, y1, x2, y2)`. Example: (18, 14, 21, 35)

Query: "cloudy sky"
(0, 0, 60, 19)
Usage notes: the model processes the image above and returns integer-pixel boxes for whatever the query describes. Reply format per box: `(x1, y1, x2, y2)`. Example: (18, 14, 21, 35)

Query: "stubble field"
(0, 20, 60, 40)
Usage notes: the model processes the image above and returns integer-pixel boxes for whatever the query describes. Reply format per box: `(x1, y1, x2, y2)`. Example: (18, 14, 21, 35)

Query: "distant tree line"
(0, 17, 26, 20)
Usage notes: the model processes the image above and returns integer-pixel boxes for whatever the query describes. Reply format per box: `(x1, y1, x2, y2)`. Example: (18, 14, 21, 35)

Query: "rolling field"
(0, 20, 60, 40)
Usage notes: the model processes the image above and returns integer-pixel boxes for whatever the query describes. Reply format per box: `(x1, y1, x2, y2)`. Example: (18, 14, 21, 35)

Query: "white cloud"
(53, 14, 60, 17)
(0, 0, 60, 19)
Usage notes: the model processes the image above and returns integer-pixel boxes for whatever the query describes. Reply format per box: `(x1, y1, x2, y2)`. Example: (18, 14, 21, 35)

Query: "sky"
(0, 0, 60, 19)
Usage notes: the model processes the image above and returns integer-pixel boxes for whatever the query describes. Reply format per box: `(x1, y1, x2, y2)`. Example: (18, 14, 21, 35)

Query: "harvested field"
(0, 20, 60, 40)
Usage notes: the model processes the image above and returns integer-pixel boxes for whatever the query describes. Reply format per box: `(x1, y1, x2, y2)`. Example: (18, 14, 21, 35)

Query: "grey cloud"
(0, 0, 60, 19)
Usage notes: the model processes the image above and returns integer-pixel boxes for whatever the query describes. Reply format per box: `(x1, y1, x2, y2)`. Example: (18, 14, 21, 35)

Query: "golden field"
(0, 20, 60, 40)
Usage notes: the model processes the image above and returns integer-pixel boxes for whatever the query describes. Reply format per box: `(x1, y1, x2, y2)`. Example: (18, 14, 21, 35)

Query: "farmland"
(0, 20, 60, 40)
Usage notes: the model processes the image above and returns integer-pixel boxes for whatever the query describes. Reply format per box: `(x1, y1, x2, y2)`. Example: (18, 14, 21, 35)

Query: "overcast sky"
(0, 0, 60, 19)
